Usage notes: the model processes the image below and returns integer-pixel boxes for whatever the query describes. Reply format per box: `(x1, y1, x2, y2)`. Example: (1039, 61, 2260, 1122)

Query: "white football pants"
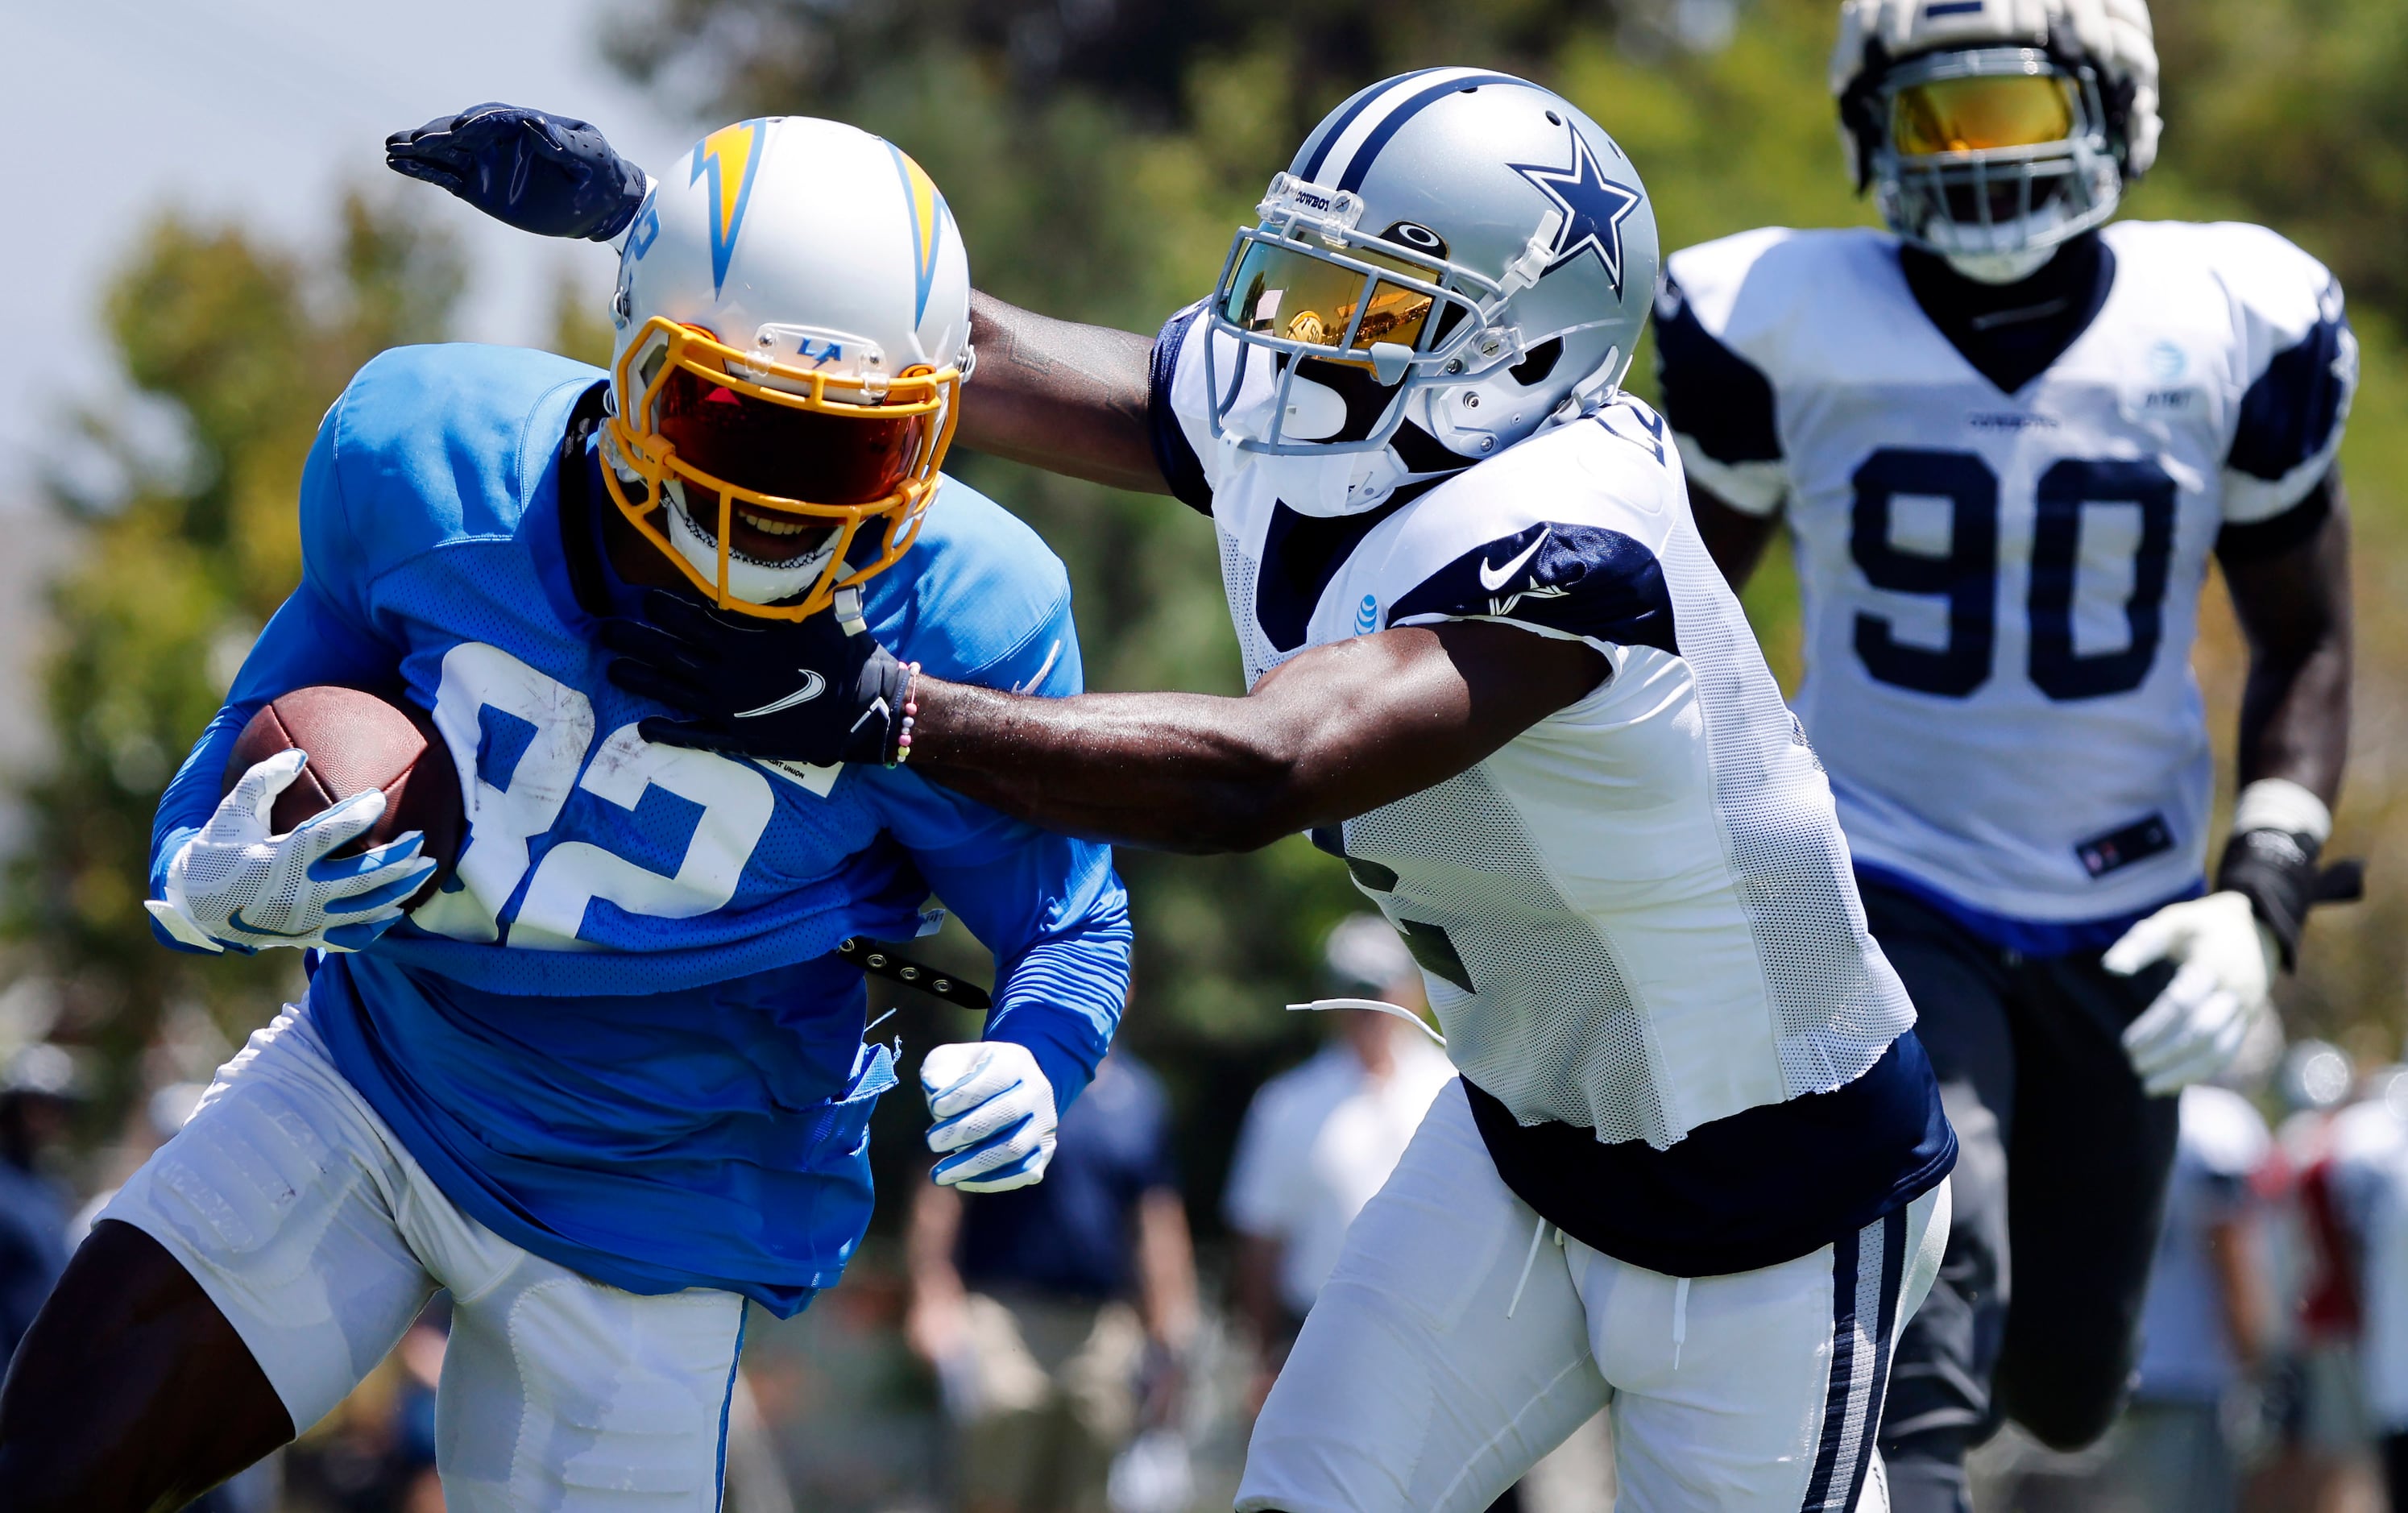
(99, 1002, 748, 1513)
(1237, 1080, 1949, 1513)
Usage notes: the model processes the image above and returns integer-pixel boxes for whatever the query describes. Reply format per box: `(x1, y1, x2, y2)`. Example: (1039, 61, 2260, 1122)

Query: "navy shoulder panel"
(1389, 521, 1677, 654)
(1149, 305, 1216, 517)
(1652, 272, 1780, 466)
(2230, 305, 2352, 482)
(1256, 495, 1411, 653)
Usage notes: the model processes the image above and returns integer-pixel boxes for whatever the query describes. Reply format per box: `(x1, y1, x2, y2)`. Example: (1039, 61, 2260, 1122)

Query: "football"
(223, 686, 466, 910)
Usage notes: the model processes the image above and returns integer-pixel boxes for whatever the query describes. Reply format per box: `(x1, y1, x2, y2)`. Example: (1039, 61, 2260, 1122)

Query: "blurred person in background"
(2261, 1039, 2383, 1510)
(1223, 916, 1453, 1411)
(2112, 1074, 2278, 1510)
(906, 1047, 1197, 1513)
(0, 1043, 83, 1369)
(2348, 1057, 2408, 1511)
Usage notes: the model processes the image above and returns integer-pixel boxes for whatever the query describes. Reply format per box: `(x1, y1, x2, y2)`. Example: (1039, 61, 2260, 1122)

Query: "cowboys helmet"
(603, 117, 971, 619)
(1832, 0, 2160, 281)
(1204, 68, 1659, 516)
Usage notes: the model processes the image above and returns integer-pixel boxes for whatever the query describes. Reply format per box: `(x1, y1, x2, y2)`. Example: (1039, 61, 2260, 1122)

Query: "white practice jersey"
(1659, 222, 2356, 926)
(1154, 309, 1915, 1151)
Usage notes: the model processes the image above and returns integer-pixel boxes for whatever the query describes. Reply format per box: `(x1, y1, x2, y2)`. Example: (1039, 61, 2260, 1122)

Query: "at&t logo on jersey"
(1354, 594, 1381, 635)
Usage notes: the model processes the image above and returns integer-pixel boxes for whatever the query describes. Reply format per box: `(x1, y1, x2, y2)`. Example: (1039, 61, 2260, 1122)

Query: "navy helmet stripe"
(1333, 73, 1527, 193)
(1298, 68, 1449, 182)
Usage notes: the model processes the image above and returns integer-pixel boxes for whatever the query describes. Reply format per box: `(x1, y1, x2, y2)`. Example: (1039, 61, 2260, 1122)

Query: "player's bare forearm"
(960, 290, 1167, 494)
(910, 621, 1607, 852)
(1689, 481, 1781, 590)
(2224, 472, 2352, 805)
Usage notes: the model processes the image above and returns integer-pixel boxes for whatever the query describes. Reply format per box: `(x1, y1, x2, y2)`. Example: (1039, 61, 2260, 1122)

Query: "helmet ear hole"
(1508, 338, 1564, 388)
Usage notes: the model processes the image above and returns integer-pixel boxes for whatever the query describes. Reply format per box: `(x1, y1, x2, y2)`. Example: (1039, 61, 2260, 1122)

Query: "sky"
(2, 0, 702, 507)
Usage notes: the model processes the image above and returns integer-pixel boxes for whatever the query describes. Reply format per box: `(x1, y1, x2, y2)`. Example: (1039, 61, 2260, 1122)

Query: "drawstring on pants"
(1671, 1276, 1690, 1370)
(1505, 1213, 1548, 1319)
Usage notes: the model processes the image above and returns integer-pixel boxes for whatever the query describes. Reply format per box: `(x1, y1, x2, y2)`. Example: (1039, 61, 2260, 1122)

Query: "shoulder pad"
(312, 343, 604, 574)
(868, 478, 1081, 694)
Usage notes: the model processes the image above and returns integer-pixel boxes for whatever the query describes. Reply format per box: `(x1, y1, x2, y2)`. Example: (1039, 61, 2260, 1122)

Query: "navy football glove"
(385, 103, 647, 242)
(603, 590, 912, 766)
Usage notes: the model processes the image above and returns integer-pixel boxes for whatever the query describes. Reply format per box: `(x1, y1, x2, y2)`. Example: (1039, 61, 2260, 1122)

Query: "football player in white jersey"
(405, 75, 1954, 1510)
(1648, 2, 2357, 1508)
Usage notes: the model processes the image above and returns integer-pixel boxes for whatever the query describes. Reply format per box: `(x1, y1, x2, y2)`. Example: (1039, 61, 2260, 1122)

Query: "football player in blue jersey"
(1643, 2, 2357, 1507)
(407, 81, 1960, 1511)
(0, 118, 1132, 1513)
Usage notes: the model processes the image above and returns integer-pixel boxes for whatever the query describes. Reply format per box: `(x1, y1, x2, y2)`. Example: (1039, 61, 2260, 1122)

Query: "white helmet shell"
(1203, 68, 1658, 516)
(606, 117, 971, 610)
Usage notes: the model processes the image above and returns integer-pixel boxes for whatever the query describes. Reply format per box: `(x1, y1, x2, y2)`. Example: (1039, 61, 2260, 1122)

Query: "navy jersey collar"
(1897, 232, 2116, 397)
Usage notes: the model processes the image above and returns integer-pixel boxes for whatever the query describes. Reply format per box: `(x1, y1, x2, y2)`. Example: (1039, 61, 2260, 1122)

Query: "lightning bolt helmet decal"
(690, 119, 769, 296)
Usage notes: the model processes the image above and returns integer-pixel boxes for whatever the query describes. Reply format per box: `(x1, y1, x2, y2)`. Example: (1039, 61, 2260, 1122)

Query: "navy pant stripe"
(1800, 1225, 1863, 1510)
(1799, 1211, 1911, 1511)
(1845, 1211, 1911, 1504)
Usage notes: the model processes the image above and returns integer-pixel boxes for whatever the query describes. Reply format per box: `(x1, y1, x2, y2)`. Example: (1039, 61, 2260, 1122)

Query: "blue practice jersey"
(147, 343, 1132, 1312)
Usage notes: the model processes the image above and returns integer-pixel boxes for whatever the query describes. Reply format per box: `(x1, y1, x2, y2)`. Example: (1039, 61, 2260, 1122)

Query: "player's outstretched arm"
(607, 591, 1606, 852)
(922, 624, 1601, 852)
(959, 291, 1166, 494)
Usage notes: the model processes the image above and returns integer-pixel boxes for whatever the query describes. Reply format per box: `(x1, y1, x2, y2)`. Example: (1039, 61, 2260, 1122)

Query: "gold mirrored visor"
(1218, 239, 1438, 358)
(1890, 72, 2077, 156)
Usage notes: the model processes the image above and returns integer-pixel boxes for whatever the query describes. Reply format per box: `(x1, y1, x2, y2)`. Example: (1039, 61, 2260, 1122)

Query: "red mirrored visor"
(654, 366, 928, 508)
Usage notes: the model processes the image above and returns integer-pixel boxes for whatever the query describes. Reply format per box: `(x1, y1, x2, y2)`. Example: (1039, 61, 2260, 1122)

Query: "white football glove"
(145, 750, 437, 954)
(2103, 891, 2281, 1096)
(921, 1040, 1059, 1193)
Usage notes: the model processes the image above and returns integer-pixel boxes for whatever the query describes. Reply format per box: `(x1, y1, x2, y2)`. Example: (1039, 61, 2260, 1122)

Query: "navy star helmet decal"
(1509, 128, 1645, 298)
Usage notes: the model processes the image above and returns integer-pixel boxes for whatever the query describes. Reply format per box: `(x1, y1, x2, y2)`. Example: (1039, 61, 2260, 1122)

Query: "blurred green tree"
(8, 197, 461, 1113)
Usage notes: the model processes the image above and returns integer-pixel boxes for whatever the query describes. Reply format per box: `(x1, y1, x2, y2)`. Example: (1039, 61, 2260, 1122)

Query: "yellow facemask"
(602, 315, 963, 620)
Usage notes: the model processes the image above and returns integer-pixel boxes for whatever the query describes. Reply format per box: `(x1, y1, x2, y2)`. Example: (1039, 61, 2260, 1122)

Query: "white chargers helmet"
(603, 117, 971, 619)
(1204, 68, 1659, 516)
(1832, 0, 2161, 282)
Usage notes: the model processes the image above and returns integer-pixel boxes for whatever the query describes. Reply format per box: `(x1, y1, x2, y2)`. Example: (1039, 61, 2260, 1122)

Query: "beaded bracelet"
(892, 661, 923, 766)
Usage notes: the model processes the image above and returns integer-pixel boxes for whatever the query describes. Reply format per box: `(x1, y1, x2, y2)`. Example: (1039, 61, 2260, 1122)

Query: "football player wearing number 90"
(0, 118, 1132, 1511)
(1653, 1, 2355, 1507)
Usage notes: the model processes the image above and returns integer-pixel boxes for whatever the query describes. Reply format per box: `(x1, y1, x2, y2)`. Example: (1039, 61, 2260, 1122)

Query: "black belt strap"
(835, 937, 992, 1011)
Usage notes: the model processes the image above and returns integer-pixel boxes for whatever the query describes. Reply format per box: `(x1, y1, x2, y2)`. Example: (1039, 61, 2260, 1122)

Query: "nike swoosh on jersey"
(1478, 529, 1552, 592)
(736, 670, 827, 719)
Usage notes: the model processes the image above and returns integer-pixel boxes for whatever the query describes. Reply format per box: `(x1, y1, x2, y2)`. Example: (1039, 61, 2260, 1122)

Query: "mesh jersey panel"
(1656, 520, 1916, 1094)
(1341, 765, 1669, 1146)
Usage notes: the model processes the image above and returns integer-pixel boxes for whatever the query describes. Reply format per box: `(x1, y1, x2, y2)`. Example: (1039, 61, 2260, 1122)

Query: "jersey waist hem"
(1854, 861, 2203, 957)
